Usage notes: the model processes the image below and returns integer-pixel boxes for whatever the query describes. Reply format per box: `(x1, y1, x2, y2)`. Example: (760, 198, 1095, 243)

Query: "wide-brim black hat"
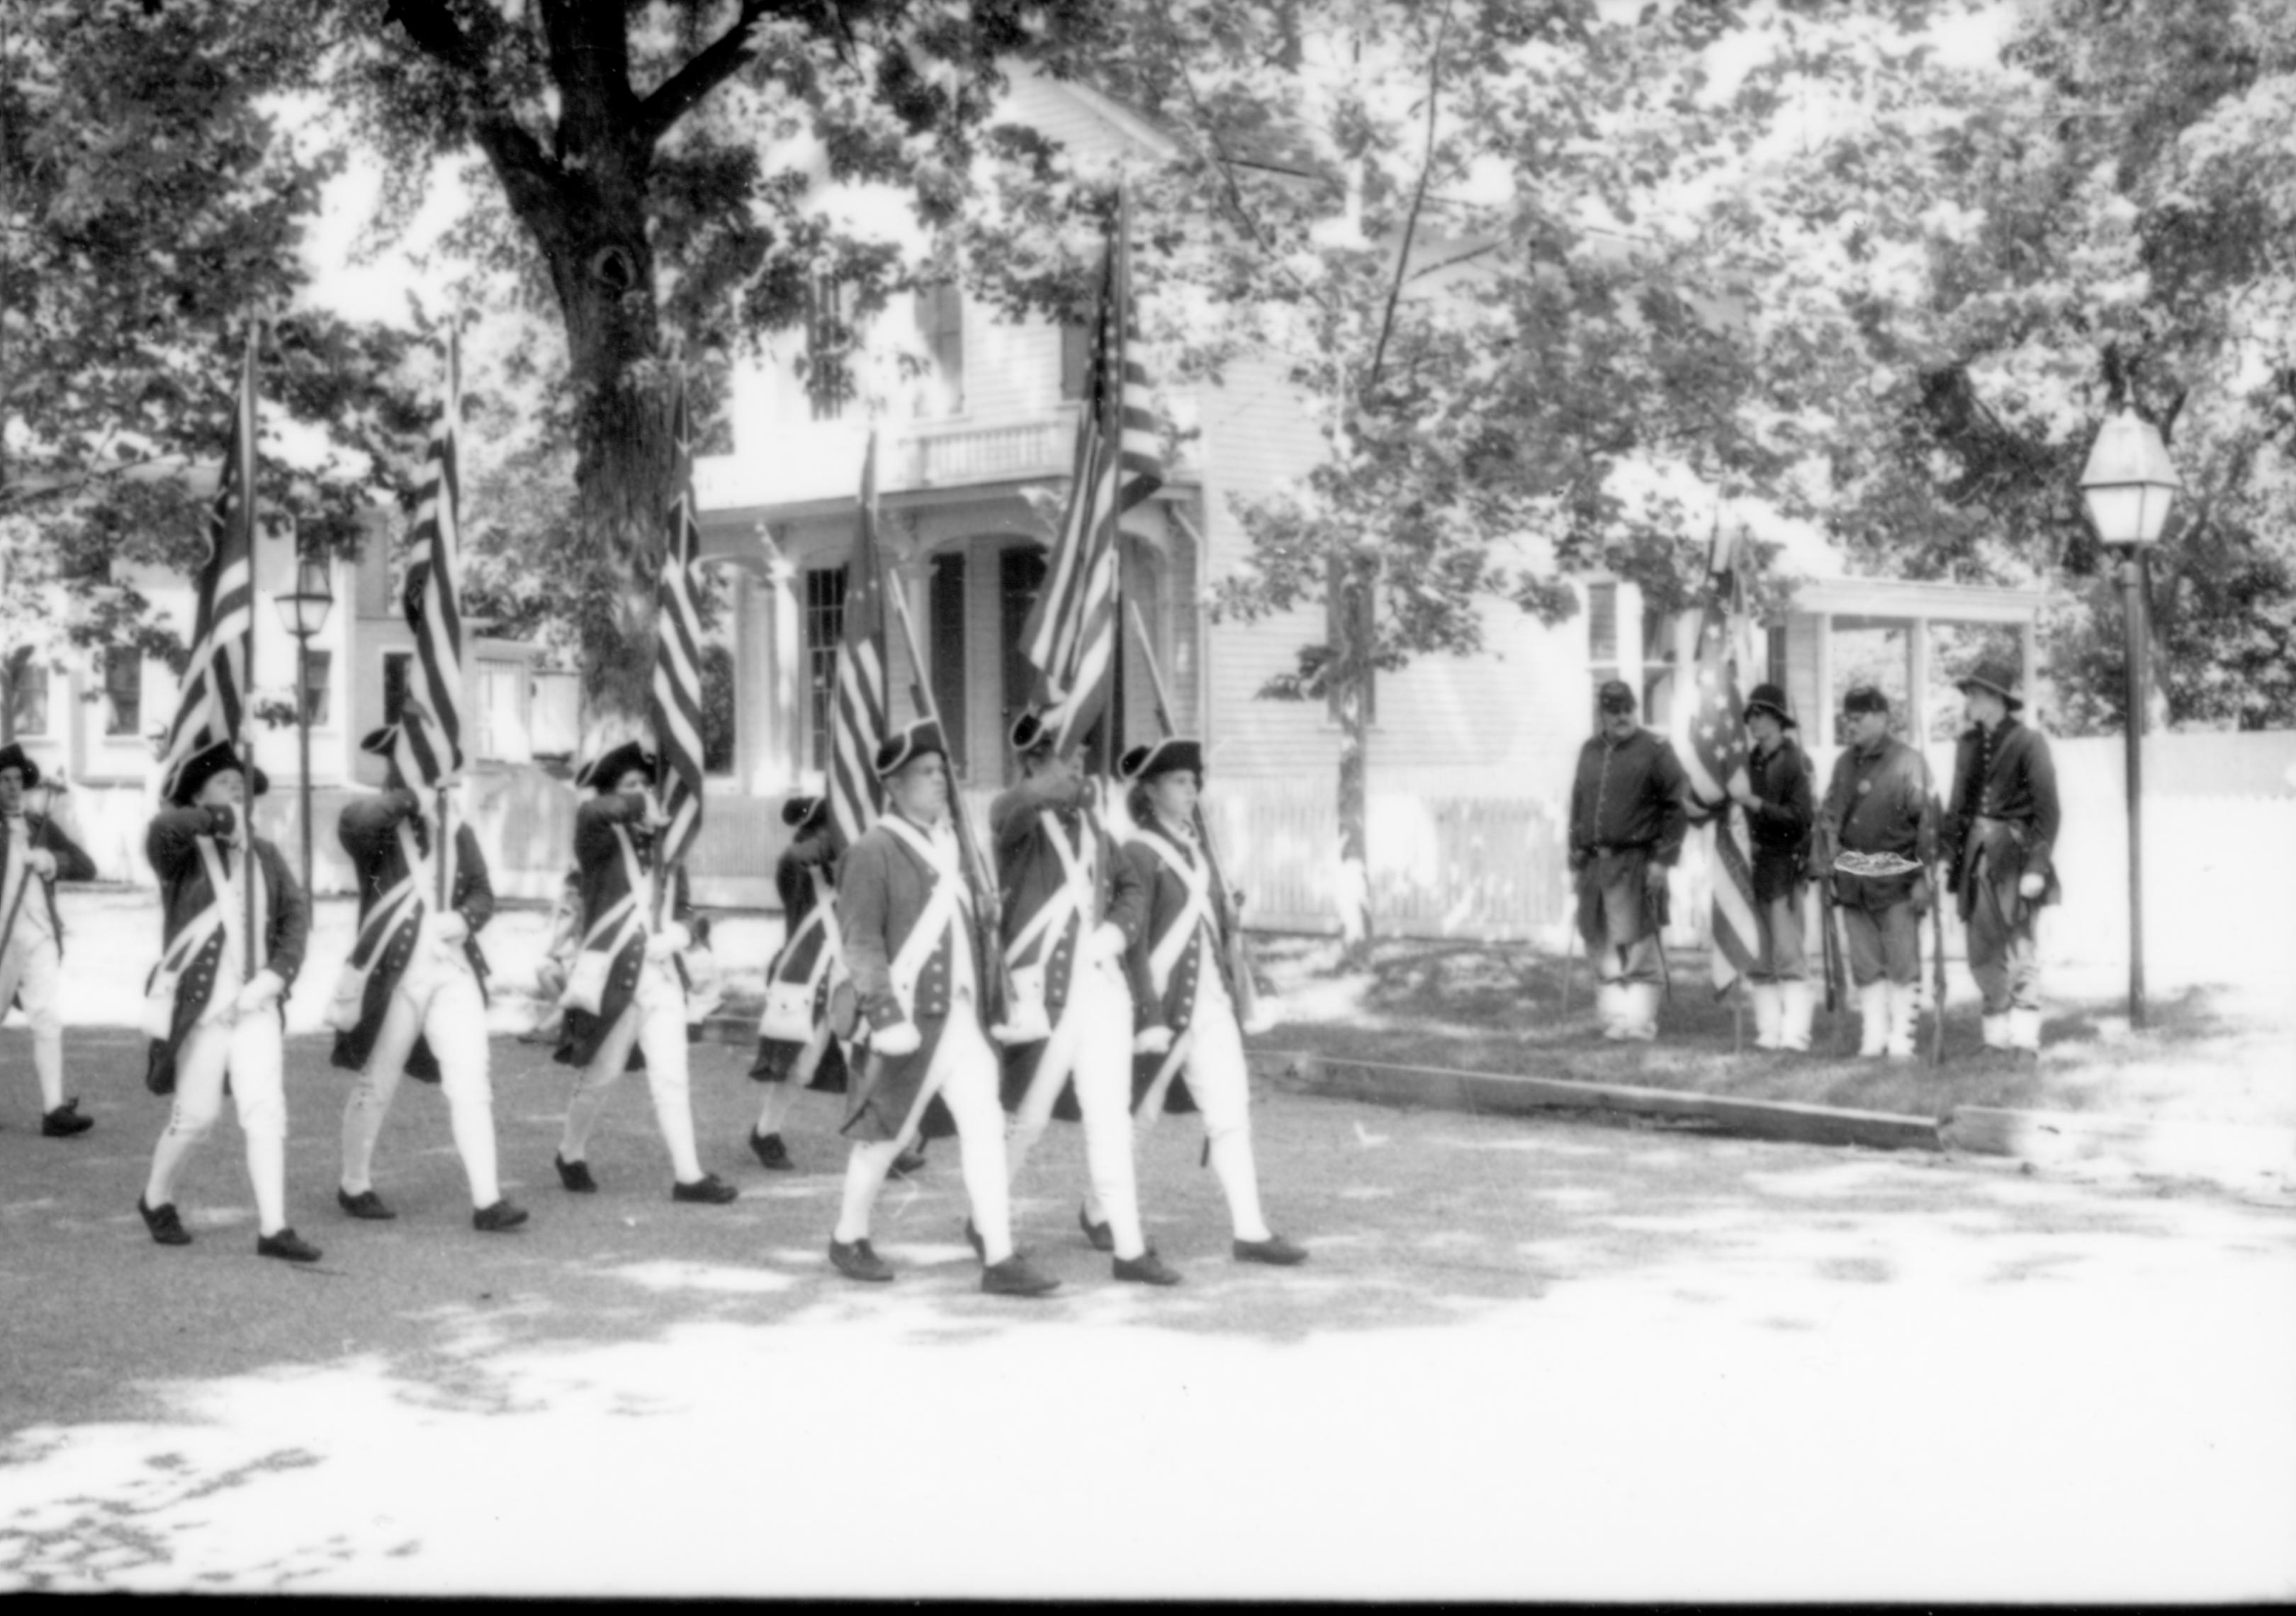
(1119, 737, 1204, 784)
(1742, 682, 1796, 728)
(0, 742, 40, 789)
(1957, 661, 2025, 712)
(873, 719, 947, 779)
(781, 793, 826, 829)
(576, 740, 658, 793)
(167, 740, 269, 807)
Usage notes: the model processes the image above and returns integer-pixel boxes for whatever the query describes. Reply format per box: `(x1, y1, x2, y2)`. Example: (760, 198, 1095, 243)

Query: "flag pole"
(239, 325, 260, 980)
(437, 327, 459, 918)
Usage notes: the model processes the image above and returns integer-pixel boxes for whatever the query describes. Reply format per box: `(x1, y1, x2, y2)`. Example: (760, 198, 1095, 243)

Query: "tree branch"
(634, 0, 784, 151)
(381, 0, 569, 234)
(1366, 0, 1456, 397)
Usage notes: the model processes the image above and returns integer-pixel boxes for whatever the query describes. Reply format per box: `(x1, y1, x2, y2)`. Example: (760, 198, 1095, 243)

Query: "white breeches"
(342, 963, 500, 1207)
(1, 931, 64, 1109)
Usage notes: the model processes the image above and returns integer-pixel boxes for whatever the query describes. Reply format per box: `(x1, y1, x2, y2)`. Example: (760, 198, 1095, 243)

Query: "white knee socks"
(834, 1139, 903, 1243)
(1209, 1129, 1271, 1242)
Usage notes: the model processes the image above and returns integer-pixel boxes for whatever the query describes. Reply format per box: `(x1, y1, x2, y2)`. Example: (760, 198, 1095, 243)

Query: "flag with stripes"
(826, 434, 887, 856)
(156, 331, 259, 800)
(648, 379, 707, 872)
(398, 330, 468, 792)
(1019, 196, 1165, 758)
(1676, 524, 1762, 994)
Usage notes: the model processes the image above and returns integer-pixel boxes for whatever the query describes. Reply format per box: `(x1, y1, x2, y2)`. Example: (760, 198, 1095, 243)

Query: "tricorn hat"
(0, 741, 40, 789)
(781, 793, 827, 830)
(1119, 736, 1204, 784)
(872, 719, 947, 779)
(167, 739, 269, 808)
(1743, 682, 1796, 728)
(1956, 661, 2025, 712)
(576, 740, 658, 793)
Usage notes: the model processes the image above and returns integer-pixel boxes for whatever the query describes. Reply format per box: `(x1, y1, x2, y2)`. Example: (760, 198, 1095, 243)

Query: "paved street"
(4, 1046, 2290, 1601)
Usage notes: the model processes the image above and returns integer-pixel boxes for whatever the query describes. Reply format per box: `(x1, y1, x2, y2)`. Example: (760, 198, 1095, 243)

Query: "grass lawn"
(1240, 935, 2296, 1130)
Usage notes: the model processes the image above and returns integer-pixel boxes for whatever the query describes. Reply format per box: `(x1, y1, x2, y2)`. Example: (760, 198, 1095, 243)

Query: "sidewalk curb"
(1942, 1105, 2296, 1194)
(1244, 1049, 1941, 1154)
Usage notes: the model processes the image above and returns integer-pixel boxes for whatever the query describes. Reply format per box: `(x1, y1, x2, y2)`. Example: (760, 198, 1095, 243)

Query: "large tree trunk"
(1330, 554, 1375, 968)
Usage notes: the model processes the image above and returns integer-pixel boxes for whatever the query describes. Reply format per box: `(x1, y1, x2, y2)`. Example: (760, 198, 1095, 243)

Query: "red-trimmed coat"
(330, 792, 494, 1081)
(142, 805, 309, 1095)
(553, 793, 693, 1071)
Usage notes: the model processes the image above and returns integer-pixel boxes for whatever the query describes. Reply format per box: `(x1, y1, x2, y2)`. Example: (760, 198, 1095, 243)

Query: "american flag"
(155, 330, 259, 800)
(648, 378, 707, 872)
(1019, 193, 1165, 759)
(1677, 523, 1762, 994)
(826, 433, 887, 855)
(398, 329, 467, 792)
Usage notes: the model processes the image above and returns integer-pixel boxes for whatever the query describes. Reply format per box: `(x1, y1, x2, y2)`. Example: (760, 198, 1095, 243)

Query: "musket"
(1125, 600, 1261, 1028)
(1928, 861, 1949, 1068)
(886, 583, 1020, 1028)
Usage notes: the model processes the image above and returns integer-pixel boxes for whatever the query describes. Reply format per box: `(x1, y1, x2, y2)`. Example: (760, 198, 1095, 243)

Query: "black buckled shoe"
(1113, 1248, 1183, 1287)
(337, 1187, 396, 1221)
(137, 1196, 192, 1247)
(829, 1238, 894, 1283)
(257, 1228, 322, 1264)
(671, 1172, 739, 1205)
(554, 1153, 597, 1194)
(472, 1199, 530, 1233)
(41, 1099, 94, 1138)
(1078, 1203, 1115, 1253)
(981, 1255, 1061, 1298)
(748, 1129, 794, 1171)
(1233, 1233, 1309, 1267)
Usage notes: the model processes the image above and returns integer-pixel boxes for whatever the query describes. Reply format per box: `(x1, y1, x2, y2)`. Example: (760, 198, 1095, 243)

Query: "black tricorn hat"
(872, 719, 947, 779)
(0, 741, 40, 789)
(360, 725, 397, 757)
(1743, 682, 1796, 728)
(782, 793, 827, 829)
(1119, 737, 1204, 784)
(167, 740, 269, 807)
(1957, 661, 2025, 712)
(576, 740, 658, 793)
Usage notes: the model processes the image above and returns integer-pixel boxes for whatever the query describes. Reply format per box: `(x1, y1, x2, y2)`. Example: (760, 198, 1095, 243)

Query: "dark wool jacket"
(1943, 717, 2062, 916)
(1819, 735, 1937, 913)
(143, 804, 309, 1094)
(1742, 735, 1815, 904)
(330, 792, 495, 1079)
(1569, 728, 1689, 867)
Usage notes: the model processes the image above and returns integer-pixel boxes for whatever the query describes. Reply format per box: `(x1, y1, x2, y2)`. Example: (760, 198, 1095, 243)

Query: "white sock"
(558, 1068, 618, 1162)
(834, 1140, 901, 1243)
(754, 1082, 797, 1138)
(145, 1112, 207, 1208)
(1084, 1117, 1146, 1260)
(1209, 1130, 1272, 1242)
(444, 1074, 502, 1208)
(247, 1130, 288, 1236)
(339, 1070, 395, 1195)
(646, 1065, 705, 1183)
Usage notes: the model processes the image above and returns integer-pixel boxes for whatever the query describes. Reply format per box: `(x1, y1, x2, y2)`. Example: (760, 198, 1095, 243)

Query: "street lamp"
(2078, 409, 2179, 1028)
(272, 537, 334, 900)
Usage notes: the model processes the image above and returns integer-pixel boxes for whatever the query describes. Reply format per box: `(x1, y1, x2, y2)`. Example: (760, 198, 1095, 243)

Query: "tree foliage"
(0, 0, 427, 734)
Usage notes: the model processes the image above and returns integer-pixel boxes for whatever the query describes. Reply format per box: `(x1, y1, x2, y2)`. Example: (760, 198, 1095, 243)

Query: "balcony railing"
(697, 405, 1193, 515)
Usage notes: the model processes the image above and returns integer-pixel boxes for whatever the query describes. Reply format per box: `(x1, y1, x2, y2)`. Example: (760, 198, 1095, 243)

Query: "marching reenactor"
(330, 727, 527, 1233)
(993, 713, 1176, 1286)
(827, 719, 1057, 1296)
(135, 741, 319, 1261)
(1729, 685, 1816, 1052)
(1942, 662, 2061, 1060)
(1819, 687, 1938, 1058)
(551, 741, 738, 1205)
(1, 744, 98, 1136)
(1120, 736, 1306, 1269)
(746, 793, 849, 1169)
(1567, 680, 1688, 1041)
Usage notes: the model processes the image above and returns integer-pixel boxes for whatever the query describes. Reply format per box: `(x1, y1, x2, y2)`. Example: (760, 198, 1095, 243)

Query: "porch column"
(1813, 612, 1835, 748)
(1908, 615, 1931, 744)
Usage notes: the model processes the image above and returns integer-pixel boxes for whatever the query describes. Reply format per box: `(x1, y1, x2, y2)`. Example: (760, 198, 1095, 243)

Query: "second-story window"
(914, 281, 964, 417)
(805, 276, 855, 422)
(802, 566, 846, 773)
